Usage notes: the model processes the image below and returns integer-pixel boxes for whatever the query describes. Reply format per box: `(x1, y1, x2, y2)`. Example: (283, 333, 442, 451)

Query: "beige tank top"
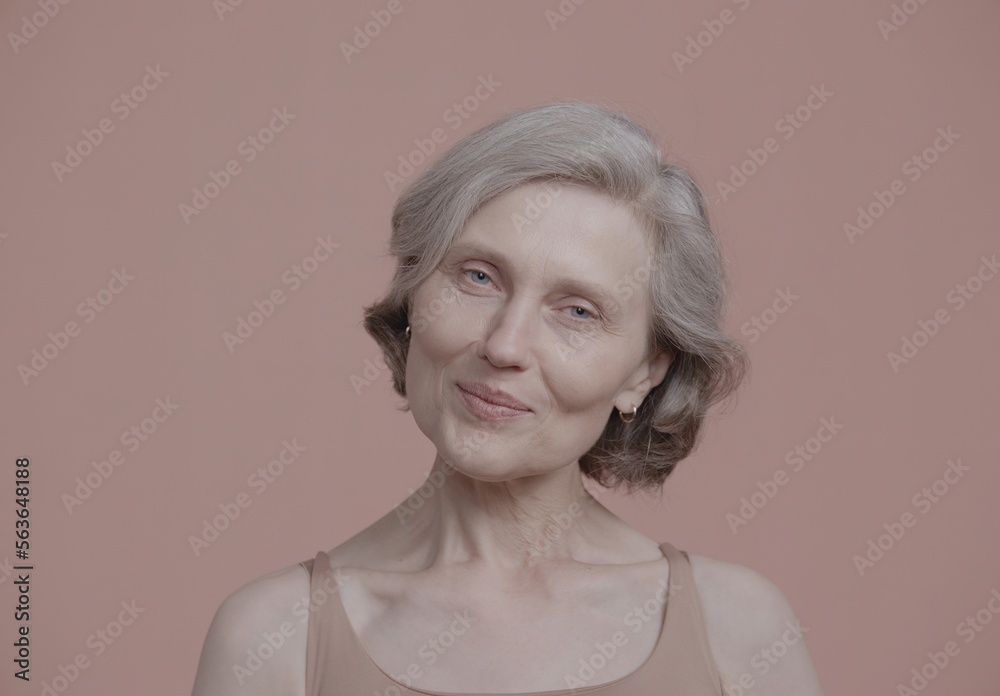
(298, 541, 726, 695)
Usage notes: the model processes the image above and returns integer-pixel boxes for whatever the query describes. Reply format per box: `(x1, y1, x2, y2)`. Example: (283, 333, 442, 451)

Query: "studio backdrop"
(1, 1, 998, 694)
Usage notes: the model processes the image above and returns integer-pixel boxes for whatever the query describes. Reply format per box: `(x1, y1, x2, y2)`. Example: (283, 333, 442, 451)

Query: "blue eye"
(465, 269, 492, 285)
(462, 268, 598, 322)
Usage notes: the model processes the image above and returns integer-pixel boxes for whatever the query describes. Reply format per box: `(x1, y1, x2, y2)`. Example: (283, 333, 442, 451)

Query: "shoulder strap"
(301, 551, 335, 696)
(659, 542, 727, 693)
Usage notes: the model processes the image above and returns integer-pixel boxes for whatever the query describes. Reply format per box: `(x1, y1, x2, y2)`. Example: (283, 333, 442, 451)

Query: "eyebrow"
(442, 240, 623, 313)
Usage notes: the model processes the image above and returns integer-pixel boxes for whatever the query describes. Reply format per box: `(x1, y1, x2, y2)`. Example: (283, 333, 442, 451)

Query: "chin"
(446, 438, 569, 484)
(433, 429, 521, 481)
(440, 439, 508, 478)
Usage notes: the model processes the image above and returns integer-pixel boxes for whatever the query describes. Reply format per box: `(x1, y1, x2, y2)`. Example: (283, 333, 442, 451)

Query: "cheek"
(405, 291, 469, 401)
(413, 279, 468, 329)
(545, 364, 620, 417)
(404, 343, 443, 445)
(412, 283, 484, 350)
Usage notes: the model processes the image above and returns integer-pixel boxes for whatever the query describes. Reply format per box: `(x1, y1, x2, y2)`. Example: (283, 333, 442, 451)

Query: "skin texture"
(191, 181, 825, 695)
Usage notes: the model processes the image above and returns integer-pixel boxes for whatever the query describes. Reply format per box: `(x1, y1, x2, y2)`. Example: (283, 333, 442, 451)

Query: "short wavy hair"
(362, 100, 748, 494)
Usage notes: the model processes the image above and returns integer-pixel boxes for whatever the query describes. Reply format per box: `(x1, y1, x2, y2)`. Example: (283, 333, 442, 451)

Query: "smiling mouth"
(457, 385, 532, 420)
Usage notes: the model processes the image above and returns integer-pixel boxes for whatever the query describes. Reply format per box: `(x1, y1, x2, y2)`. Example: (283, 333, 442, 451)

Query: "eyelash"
(461, 268, 599, 321)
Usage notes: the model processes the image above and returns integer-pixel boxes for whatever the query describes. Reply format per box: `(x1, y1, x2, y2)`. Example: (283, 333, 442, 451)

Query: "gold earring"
(405, 324, 411, 340)
(618, 403, 638, 423)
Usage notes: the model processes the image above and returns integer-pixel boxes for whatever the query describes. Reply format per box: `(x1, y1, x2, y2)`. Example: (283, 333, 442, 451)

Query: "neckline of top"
(317, 541, 682, 696)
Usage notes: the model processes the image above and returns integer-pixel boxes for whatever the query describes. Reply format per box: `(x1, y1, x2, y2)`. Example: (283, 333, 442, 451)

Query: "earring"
(404, 324, 411, 340)
(618, 403, 638, 423)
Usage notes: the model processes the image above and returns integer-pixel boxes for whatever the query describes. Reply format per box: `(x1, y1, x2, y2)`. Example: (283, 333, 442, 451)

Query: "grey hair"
(362, 100, 749, 494)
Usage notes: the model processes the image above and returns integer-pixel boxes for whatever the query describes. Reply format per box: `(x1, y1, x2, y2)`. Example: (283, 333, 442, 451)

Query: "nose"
(477, 298, 536, 369)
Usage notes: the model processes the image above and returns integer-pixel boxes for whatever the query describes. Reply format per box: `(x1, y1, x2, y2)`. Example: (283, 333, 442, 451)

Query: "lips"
(457, 382, 531, 412)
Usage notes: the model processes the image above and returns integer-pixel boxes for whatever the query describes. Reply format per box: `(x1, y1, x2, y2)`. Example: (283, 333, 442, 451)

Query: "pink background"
(2, 0, 999, 694)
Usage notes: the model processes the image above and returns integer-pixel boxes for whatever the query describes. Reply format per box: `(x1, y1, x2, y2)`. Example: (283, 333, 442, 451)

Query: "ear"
(615, 349, 673, 413)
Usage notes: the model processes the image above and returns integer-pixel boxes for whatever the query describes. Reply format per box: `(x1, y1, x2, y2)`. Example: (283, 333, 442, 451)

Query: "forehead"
(452, 182, 653, 289)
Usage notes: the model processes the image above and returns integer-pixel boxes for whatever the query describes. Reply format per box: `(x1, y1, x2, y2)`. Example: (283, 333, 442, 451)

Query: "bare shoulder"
(686, 552, 825, 696)
(190, 559, 313, 696)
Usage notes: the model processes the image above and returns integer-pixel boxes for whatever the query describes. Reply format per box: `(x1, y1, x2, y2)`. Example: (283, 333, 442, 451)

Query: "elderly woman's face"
(405, 180, 670, 480)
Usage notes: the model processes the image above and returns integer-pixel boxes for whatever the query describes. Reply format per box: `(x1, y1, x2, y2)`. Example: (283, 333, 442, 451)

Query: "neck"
(395, 454, 613, 579)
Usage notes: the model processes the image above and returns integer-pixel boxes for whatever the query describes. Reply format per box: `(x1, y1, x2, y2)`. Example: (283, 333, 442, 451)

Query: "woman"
(191, 101, 825, 695)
